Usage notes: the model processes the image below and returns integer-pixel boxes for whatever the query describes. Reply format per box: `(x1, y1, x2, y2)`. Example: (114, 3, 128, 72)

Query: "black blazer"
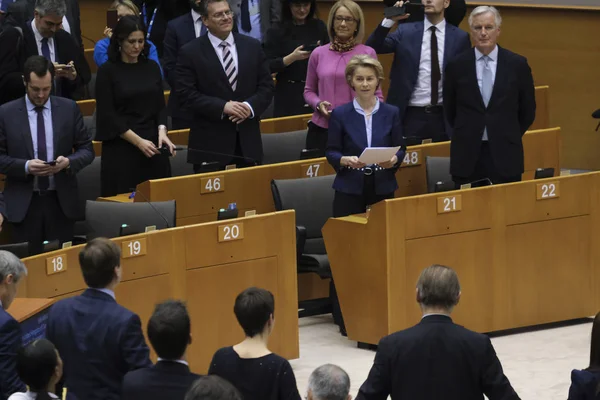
(21, 21, 91, 100)
(444, 46, 536, 178)
(122, 360, 200, 400)
(0, 96, 94, 223)
(356, 315, 520, 400)
(175, 33, 274, 165)
(0, 307, 25, 400)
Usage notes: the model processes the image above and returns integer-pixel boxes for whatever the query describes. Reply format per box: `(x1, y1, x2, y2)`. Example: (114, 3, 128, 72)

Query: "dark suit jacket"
(443, 46, 536, 178)
(122, 360, 201, 400)
(366, 21, 471, 118)
(175, 33, 274, 165)
(21, 21, 91, 100)
(164, 12, 196, 122)
(326, 102, 406, 196)
(0, 96, 94, 223)
(0, 307, 25, 400)
(46, 289, 152, 400)
(227, 0, 280, 40)
(356, 315, 520, 400)
(404, 0, 467, 27)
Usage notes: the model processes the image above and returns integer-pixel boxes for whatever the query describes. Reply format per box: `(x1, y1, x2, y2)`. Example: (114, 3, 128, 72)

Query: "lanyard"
(142, 3, 158, 40)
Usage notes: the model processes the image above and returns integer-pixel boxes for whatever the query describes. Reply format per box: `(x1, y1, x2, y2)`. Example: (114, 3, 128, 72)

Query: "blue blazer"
(93, 37, 163, 77)
(366, 21, 471, 118)
(0, 307, 25, 400)
(326, 101, 406, 196)
(46, 289, 152, 400)
(568, 369, 600, 400)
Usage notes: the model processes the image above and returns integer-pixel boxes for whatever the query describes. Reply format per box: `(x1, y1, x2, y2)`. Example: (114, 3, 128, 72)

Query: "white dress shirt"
(61, 15, 71, 34)
(25, 95, 56, 190)
(31, 20, 55, 62)
(157, 358, 189, 366)
(409, 19, 446, 106)
(207, 32, 254, 118)
(475, 45, 498, 140)
(91, 287, 116, 300)
(353, 98, 380, 148)
(191, 9, 203, 38)
(8, 392, 59, 399)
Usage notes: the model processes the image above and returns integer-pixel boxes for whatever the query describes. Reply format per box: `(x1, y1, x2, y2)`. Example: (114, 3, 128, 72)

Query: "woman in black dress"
(264, 0, 328, 117)
(208, 287, 301, 400)
(95, 15, 175, 197)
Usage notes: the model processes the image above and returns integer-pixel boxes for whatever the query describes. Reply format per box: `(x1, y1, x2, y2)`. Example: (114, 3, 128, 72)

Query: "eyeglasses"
(334, 16, 356, 24)
(211, 10, 234, 19)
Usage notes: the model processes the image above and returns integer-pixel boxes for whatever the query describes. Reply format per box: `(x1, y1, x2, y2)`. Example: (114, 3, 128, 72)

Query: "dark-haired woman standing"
(95, 15, 175, 197)
(568, 312, 600, 399)
(264, 0, 328, 117)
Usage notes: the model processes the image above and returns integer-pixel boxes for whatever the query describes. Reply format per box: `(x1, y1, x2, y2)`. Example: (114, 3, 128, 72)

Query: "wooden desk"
(322, 172, 600, 345)
(110, 127, 559, 226)
(18, 211, 299, 373)
(7, 298, 55, 322)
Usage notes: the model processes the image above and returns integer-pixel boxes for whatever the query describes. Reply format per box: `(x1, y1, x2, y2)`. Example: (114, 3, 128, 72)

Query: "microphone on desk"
(187, 148, 258, 166)
(129, 188, 172, 229)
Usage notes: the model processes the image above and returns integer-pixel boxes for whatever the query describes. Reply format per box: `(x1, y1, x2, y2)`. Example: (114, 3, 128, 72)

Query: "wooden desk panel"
(7, 298, 55, 322)
(323, 172, 600, 344)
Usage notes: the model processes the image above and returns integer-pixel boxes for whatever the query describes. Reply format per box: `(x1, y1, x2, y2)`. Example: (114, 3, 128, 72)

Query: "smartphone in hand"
(107, 9, 118, 29)
(44, 160, 57, 166)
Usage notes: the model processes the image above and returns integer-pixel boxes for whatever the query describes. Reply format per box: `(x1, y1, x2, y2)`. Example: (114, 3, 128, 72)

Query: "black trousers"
(452, 141, 522, 187)
(403, 106, 448, 143)
(11, 192, 74, 255)
(305, 121, 328, 152)
(330, 174, 395, 334)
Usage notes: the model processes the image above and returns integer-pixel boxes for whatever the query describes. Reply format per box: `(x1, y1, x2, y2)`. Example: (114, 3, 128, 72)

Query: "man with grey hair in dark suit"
(357, 264, 520, 400)
(307, 364, 351, 400)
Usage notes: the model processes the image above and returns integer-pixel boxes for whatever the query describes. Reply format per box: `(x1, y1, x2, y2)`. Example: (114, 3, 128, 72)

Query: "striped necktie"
(219, 41, 237, 91)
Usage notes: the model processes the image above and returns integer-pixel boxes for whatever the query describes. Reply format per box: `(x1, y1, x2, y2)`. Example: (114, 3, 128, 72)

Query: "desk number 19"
(122, 238, 147, 259)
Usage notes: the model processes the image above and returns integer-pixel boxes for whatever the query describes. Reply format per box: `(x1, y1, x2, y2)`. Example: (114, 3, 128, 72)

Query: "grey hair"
(468, 6, 502, 28)
(308, 364, 350, 400)
(34, 0, 67, 18)
(416, 264, 460, 311)
(0, 251, 28, 283)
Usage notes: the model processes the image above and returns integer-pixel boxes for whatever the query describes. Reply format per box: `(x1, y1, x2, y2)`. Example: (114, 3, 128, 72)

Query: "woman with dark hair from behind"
(95, 15, 175, 197)
(569, 312, 600, 399)
(8, 339, 63, 400)
(185, 376, 242, 400)
(208, 287, 301, 400)
(263, 0, 328, 117)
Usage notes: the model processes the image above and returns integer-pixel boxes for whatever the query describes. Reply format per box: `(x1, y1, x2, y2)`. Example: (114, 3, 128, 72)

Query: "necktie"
(481, 56, 493, 140)
(240, 0, 251, 33)
(35, 106, 50, 190)
(200, 22, 208, 36)
(41, 37, 51, 61)
(430, 26, 441, 106)
(220, 42, 237, 91)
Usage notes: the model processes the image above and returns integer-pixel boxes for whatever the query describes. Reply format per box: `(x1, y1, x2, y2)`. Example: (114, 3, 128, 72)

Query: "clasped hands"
(28, 156, 70, 176)
(224, 101, 252, 124)
(340, 155, 398, 169)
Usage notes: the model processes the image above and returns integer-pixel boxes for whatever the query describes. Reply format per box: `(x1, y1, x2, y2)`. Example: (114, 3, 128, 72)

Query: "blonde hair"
(110, 0, 140, 16)
(327, 0, 365, 43)
(345, 55, 384, 88)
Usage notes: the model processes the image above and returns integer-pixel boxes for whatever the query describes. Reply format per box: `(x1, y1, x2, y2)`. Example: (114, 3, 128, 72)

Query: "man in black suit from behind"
(444, 6, 535, 186)
(122, 300, 200, 400)
(175, 0, 273, 171)
(356, 264, 520, 400)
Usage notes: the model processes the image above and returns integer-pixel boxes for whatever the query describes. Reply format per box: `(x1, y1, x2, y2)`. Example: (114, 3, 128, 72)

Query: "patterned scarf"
(330, 36, 356, 53)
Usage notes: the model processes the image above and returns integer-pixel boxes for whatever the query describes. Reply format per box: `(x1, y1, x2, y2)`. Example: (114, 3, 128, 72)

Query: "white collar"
(191, 9, 202, 23)
(157, 358, 189, 366)
(90, 287, 116, 300)
(422, 313, 451, 319)
(25, 95, 50, 112)
(424, 18, 446, 34)
(475, 45, 498, 62)
(31, 19, 49, 44)
(353, 97, 380, 115)
(208, 31, 234, 48)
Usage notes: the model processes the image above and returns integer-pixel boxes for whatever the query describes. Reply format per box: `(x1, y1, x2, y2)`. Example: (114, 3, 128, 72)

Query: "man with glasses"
(366, 0, 470, 143)
(175, 0, 273, 171)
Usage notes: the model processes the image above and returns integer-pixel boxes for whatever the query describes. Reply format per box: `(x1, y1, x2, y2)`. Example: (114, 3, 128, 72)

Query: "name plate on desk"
(218, 223, 244, 242)
(301, 162, 324, 178)
(536, 181, 560, 200)
(400, 150, 422, 168)
(46, 254, 67, 276)
(437, 195, 462, 214)
(122, 238, 147, 258)
(200, 176, 225, 194)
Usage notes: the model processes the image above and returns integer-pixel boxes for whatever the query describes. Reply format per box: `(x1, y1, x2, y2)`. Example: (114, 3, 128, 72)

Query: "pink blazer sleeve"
(303, 47, 321, 110)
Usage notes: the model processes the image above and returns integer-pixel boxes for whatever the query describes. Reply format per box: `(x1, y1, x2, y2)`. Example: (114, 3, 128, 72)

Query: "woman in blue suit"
(326, 55, 406, 218)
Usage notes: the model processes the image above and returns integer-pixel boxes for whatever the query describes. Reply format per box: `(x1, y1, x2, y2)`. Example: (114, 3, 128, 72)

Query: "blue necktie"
(200, 23, 208, 36)
(481, 56, 493, 140)
(35, 107, 50, 190)
(41, 37, 51, 61)
(240, 0, 251, 32)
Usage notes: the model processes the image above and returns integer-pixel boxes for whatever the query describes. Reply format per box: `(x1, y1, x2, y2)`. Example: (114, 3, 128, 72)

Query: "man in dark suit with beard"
(175, 0, 273, 170)
(444, 6, 536, 186)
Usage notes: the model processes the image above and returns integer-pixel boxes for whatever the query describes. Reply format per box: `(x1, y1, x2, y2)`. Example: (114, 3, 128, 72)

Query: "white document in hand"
(358, 147, 401, 165)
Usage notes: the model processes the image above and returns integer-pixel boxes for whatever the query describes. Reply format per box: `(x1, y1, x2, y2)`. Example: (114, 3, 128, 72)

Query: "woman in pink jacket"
(303, 0, 384, 153)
